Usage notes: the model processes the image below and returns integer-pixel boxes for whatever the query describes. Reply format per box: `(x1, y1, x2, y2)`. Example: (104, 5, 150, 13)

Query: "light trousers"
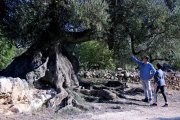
(141, 80, 152, 99)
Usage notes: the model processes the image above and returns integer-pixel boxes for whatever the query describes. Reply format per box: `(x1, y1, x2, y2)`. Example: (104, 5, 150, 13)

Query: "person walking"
(131, 55, 156, 102)
(151, 63, 168, 107)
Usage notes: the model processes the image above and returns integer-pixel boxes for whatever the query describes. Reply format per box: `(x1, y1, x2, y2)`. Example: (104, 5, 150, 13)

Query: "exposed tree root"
(0, 42, 84, 111)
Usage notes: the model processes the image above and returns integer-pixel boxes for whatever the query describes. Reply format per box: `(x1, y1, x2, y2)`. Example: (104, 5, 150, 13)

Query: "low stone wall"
(78, 69, 180, 90)
(165, 73, 180, 90)
(78, 69, 139, 82)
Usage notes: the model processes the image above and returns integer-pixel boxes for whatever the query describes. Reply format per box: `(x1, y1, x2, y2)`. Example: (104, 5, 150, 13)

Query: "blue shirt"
(131, 56, 156, 81)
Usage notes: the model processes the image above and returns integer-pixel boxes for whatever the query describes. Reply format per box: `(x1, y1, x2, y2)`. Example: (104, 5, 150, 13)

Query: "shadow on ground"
(154, 117, 180, 120)
(99, 97, 149, 107)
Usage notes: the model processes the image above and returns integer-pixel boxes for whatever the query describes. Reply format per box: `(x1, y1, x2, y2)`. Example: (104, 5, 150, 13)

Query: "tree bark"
(0, 40, 80, 110)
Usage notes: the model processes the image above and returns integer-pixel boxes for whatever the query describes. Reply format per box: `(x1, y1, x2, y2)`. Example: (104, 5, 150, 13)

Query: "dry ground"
(1, 83, 180, 120)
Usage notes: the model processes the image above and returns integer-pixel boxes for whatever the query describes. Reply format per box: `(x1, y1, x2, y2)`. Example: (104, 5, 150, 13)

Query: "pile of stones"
(78, 68, 180, 91)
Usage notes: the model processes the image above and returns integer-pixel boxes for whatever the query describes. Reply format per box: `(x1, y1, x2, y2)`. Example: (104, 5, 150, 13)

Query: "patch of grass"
(52, 113, 60, 120)
(72, 91, 84, 103)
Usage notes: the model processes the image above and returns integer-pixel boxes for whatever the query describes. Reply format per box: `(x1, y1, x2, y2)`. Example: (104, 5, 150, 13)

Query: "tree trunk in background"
(0, 40, 81, 110)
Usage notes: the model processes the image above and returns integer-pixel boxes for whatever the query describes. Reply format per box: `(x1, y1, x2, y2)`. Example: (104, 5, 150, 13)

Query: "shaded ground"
(0, 83, 180, 120)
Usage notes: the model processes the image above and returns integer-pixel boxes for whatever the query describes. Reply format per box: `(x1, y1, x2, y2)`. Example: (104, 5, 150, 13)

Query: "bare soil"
(1, 83, 180, 120)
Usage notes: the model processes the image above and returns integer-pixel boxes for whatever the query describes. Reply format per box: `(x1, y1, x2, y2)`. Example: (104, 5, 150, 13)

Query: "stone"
(98, 89, 117, 100)
(79, 89, 90, 95)
(117, 68, 123, 71)
(105, 81, 123, 87)
(9, 107, 20, 113)
(84, 71, 92, 79)
(11, 78, 29, 103)
(0, 77, 13, 93)
(124, 71, 130, 78)
(0, 77, 55, 115)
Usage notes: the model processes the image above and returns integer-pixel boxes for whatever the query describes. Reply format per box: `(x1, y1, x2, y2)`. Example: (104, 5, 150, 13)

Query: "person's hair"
(143, 55, 149, 61)
(156, 63, 163, 69)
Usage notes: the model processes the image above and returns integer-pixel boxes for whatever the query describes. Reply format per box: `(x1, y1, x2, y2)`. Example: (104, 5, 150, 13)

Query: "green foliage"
(173, 46, 180, 70)
(107, 0, 180, 66)
(71, 0, 109, 31)
(0, 0, 109, 47)
(174, 59, 180, 70)
(0, 35, 16, 70)
(0, 0, 180, 71)
(75, 41, 117, 70)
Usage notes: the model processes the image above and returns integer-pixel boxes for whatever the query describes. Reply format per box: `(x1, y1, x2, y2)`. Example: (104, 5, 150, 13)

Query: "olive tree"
(0, 0, 109, 109)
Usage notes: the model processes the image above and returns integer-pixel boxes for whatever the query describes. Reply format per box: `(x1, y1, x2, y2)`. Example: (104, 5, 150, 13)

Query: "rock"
(175, 73, 180, 78)
(79, 81, 92, 89)
(29, 89, 53, 110)
(93, 85, 109, 90)
(124, 71, 130, 78)
(9, 107, 20, 113)
(98, 89, 117, 100)
(0, 77, 28, 103)
(92, 71, 101, 78)
(116, 68, 123, 71)
(104, 73, 112, 79)
(11, 78, 29, 103)
(84, 71, 92, 79)
(0, 77, 13, 95)
(0, 77, 55, 115)
(111, 106, 122, 109)
(79, 89, 90, 95)
(90, 89, 99, 96)
(117, 73, 124, 77)
(105, 81, 123, 87)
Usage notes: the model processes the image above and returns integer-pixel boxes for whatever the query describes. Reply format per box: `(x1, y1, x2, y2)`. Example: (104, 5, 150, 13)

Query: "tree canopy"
(0, 0, 109, 47)
(106, 0, 180, 65)
(0, 0, 179, 69)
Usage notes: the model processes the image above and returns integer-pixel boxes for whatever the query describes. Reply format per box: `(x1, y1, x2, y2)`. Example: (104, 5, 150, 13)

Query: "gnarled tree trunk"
(0, 40, 81, 110)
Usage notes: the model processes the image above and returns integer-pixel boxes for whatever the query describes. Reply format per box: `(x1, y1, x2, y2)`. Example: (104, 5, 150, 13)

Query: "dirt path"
(1, 84, 180, 120)
(73, 85, 180, 120)
(79, 103, 180, 120)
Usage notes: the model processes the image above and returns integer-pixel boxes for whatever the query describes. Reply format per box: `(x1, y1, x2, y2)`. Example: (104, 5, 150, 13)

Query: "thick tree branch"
(151, 57, 174, 63)
(63, 29, 97, 43)
(145, 30, 166, 38)
(0, 0, 6, 18)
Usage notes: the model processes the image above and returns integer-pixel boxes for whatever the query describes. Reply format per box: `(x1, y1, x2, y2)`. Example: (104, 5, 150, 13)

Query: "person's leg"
(145, 80, 152, 100)
(153, 85, 160, 103)
(141, 80, 148, 100)
(160, 86, 168, 105)
(151, 85, 159, 106)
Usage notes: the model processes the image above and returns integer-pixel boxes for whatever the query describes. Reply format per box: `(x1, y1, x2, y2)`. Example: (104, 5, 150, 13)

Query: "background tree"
(106, 0, 180, 67)
(0, 33, 16, 70)
(75, 41, 117, 70)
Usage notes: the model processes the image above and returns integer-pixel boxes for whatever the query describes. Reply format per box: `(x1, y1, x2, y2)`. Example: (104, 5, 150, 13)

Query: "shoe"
(150, 103, 157, 106)
(142, 98, 149, 103)
(162, 103, 168, 107)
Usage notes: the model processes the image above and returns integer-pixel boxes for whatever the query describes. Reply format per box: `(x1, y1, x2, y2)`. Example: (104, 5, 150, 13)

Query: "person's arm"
(131, 55, 142, 65)
(149, 64, 156, 79)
